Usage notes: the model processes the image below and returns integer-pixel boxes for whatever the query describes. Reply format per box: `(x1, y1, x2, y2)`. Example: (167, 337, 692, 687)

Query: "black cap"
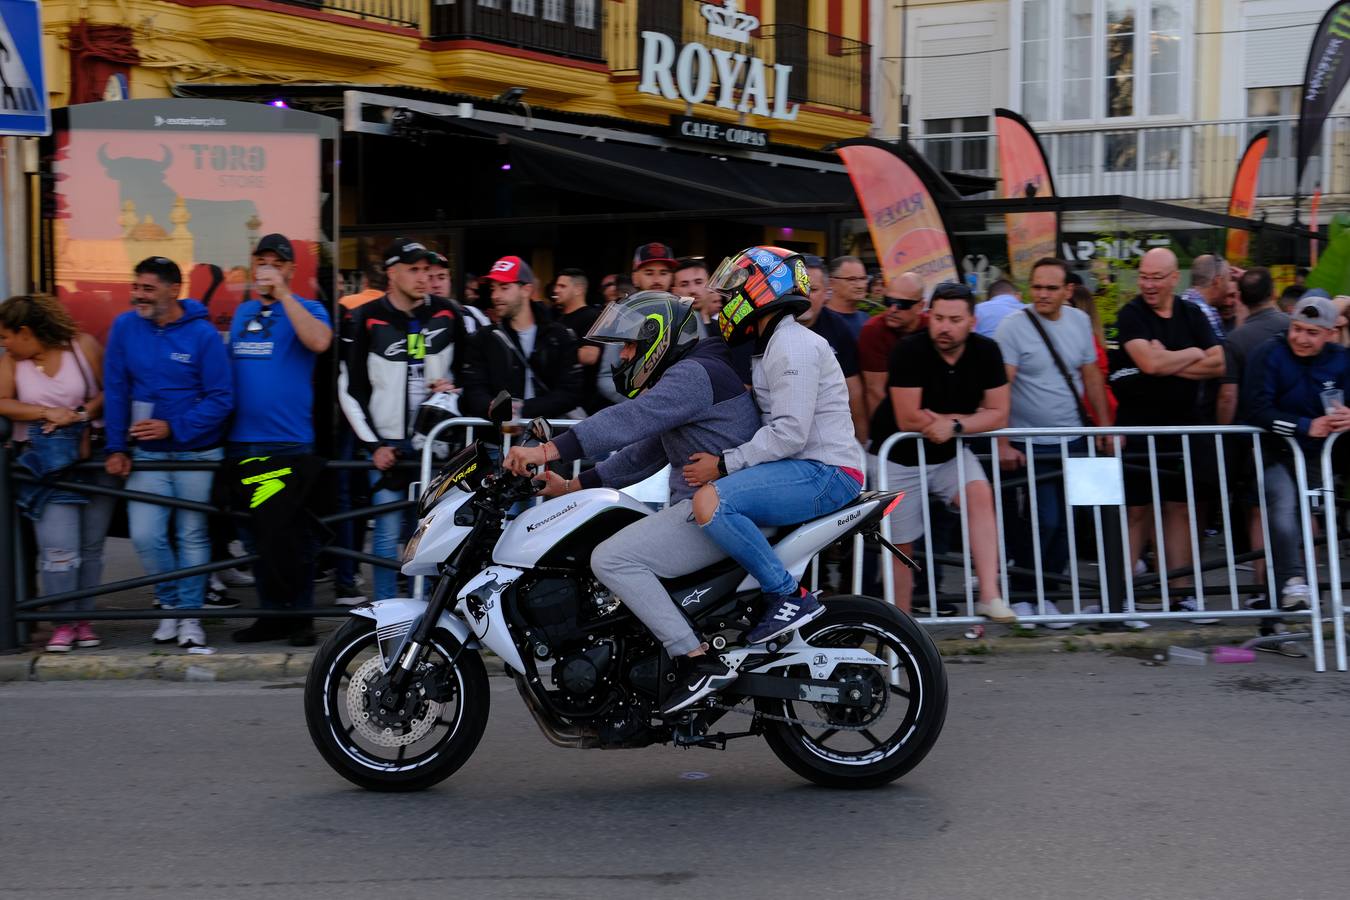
(428, 251, 449, 268)
(633, 242, 677, 270)
(253, 233, 294, 261)
(383, 238, 437, 269)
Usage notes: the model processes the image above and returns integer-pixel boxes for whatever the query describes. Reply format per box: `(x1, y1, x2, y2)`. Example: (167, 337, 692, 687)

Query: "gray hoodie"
(723, 315, 862, 475)
(550, 340, 758, 503)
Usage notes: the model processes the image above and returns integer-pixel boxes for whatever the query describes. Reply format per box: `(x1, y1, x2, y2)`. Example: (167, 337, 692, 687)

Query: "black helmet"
(586, 290, 701, 399)
(709, 245, 812, 346)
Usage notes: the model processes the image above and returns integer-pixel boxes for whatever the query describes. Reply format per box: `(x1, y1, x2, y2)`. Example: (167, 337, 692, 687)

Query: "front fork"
(389, 568, 458, 693)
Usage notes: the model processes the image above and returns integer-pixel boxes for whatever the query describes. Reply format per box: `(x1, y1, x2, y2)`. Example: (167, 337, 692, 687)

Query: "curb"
(0, 625, 1295, 682)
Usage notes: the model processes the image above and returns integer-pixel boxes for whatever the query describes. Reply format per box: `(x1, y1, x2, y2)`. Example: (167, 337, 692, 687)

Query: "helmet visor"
(587, 301, 654, 344)
(708, 253, 793, 297)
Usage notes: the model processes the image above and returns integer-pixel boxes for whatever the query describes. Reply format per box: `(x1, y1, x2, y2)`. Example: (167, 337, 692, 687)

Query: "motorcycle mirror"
(487, 390, 513, 425)
(528, 417, 553, 444)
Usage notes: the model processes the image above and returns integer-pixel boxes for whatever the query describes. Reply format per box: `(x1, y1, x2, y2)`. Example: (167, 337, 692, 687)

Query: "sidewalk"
(1, 536, 1314, 682)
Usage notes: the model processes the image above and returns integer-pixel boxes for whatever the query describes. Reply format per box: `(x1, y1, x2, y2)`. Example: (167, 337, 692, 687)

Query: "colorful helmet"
(586, 290, 701, 399)
(708, 246, 812, 345)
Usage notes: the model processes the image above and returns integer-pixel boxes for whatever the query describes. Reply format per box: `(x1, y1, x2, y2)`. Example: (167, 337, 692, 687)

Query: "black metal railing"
(275, 0, 422, 28)
(428, 0, 605, 62)
(758, 25, 870, 116)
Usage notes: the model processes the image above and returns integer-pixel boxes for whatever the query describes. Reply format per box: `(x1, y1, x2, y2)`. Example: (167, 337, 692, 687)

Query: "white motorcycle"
(305, 404, 947, 791)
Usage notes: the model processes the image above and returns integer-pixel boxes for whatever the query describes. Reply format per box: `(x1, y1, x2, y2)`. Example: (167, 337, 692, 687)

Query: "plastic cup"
(1212, 645, 1256, 664)
(1321, 388, 1344, 414)
(1168, 645, 1207, 666)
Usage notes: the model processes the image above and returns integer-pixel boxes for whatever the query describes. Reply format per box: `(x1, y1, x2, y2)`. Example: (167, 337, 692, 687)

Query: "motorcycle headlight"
(402, 515, 433, 565)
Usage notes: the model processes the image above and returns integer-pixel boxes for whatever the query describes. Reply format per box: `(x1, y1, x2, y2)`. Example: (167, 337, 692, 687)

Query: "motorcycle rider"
(683, 246, 865, 645)
(504, 291, 759, 714)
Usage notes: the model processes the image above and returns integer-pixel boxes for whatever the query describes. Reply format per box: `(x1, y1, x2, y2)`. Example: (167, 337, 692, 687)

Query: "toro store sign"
(637, 1, 800, 121)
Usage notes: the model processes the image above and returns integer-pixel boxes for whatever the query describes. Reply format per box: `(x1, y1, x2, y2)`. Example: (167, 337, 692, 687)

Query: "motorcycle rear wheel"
(757, 595, 947, 789)
(304, 618, 489, 792)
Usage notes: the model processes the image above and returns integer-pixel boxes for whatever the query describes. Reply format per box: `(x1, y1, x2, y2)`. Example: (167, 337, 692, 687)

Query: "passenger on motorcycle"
(683, 246, 865, 645)
(504, 291, 757, 713)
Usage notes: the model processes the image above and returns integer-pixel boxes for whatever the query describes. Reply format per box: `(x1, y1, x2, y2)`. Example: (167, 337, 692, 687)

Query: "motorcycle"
(305, 396, 948, 791)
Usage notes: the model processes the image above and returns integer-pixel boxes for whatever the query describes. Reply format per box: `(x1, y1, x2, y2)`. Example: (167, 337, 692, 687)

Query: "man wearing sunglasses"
(860, 272, 927, 442)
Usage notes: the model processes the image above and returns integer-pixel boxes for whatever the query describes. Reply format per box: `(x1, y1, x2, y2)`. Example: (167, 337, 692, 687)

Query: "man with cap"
(1244, 294, 1350, 614)
(228, 233, 333, 646)
(428, 249, 491, 334)
(632, 242, 677, 293)
(460, 254, 583, 421)
(339, 238, 471, 601)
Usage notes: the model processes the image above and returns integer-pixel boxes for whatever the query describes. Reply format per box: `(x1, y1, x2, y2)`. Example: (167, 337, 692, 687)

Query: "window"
(1018, 0, 1189, 123)
(574, 0, 595, 29)
(1247, 86, 1306, 196)
(542, 0, 563, 22)
(511, 0, 534, 14)
(923, 116, 990, 174)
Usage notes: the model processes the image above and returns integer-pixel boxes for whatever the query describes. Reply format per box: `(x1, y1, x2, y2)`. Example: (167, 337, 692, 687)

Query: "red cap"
(485, 255, 535, 284)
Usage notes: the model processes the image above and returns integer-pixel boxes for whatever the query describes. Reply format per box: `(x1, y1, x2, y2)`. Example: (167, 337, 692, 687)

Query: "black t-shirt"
(1112, 295, 1217, 426)
(558, 304, 603, 411)
(878, 330, 1007, 465)
(812, 307, 861, 378)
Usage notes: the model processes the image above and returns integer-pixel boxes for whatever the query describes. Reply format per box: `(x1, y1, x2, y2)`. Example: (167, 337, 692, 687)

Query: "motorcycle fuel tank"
(493, 488, 651, 569)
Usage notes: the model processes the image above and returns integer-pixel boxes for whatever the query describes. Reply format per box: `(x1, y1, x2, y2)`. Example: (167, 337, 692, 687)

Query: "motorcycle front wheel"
(304, 617, 489, 792)
(758, 595, 948, 789)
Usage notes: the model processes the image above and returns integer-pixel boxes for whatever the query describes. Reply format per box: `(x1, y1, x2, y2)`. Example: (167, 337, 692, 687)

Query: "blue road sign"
(0, 0, 48, 136)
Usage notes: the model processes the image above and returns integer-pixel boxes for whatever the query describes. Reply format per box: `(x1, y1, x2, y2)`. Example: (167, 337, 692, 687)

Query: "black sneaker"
(204, 588, 240, 610)
(661, 654, 738, 715)
(746, 589, 825, 644)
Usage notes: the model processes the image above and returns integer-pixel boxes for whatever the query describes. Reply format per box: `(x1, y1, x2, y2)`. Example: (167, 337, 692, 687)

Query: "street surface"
(3, 653, 1349, 900)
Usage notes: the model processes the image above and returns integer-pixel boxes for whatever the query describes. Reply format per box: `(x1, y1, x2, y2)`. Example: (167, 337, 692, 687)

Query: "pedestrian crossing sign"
(0, 0, 48, 136)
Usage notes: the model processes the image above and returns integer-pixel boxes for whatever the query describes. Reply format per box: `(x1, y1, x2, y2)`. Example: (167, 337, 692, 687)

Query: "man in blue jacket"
(104, 256, 234, 648)
(1244, 294, 1350, 613)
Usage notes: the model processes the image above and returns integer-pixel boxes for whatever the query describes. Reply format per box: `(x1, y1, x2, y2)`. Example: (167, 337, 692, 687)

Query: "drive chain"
(703, 698, 872, 732)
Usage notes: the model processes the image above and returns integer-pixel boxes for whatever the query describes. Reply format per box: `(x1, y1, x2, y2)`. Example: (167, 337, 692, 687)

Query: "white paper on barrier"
(1064, 457, 1125, 507)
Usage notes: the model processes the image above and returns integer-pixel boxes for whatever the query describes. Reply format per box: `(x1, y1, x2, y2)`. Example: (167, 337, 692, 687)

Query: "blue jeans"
(369, 441, 414, 601)
(127, 447, 224, 610)
(700, 459, 862, 597)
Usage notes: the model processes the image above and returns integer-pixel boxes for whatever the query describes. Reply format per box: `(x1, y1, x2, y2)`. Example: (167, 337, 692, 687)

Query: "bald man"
(1115, 247, 1226, 623)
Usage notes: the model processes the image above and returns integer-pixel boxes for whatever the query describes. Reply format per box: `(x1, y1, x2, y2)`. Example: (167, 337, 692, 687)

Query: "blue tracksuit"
(103, 300, 235, 453)
(1243, 335, 1350, 456)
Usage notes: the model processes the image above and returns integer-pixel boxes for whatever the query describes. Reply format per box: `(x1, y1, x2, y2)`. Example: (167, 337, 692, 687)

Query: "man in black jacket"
(461, 255, 583, 420)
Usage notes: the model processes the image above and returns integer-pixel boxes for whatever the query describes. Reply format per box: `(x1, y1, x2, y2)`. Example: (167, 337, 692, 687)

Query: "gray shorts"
(865, 449, 988, 544)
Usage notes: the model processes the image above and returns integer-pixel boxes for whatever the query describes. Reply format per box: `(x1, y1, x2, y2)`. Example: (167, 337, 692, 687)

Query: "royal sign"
(637, 1, 800, 121)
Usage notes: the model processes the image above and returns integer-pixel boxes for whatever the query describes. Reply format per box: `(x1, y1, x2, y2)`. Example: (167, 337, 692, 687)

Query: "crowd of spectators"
(1, 236, 1345, 651)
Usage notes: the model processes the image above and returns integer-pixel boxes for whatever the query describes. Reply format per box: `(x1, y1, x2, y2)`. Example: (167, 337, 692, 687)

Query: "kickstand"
(870, 531, 921, 572)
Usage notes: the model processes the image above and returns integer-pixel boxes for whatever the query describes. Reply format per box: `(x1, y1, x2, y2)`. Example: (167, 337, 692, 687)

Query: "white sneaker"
(177, 619, 206, 649)
(219, 567, 255, 587)
(1179, 597, 1219, 625)
(209, 574, 227, 594)
(1280, 577, 1311, 612)
(152, 618, 178, 643)
(1083, 604, 1149, 631)
(1042, 599, 1073, 630)
(1012, 601, 1037, 629)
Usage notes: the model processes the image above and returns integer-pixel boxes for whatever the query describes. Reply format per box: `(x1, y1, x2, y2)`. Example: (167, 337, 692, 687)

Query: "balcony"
(428, 0, 604, 61)
(912, 115, 1350, 204)
(276, 0, 422, 28)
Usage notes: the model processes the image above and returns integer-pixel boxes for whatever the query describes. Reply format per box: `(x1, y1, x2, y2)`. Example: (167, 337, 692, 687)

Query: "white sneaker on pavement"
(1083, 604, 1150, 631)
(209, 574, 227, 594)
(152, 618, 178, 644)
(219, 567, 255, 587)
(1042, 599, 1073, 630)
(1179, 597, 1219, 625)
(1012, 601, 1037, 629)
(177, 619, 206, 649)
(1280, 577, 1311, 612)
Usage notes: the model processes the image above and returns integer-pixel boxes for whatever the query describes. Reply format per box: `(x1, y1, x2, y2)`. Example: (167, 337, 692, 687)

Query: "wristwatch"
(716, 454, 728, 477)
(952, 418, 964, 435)
(75, 406, 89, 423)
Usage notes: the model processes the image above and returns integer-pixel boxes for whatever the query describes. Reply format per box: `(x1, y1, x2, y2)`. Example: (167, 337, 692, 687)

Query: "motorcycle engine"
(553, 643, 614, 696)
(519, 577, 586, 649)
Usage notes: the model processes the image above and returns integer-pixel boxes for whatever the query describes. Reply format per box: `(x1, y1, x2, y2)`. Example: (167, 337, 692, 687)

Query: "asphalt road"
(3, 653, 1349, 900)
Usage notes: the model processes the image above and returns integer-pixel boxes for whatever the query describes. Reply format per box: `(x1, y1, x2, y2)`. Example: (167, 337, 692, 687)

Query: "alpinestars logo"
(681, 587, 710, 608)
(773, 601, 800, 623)
(239, 459, 293, 509)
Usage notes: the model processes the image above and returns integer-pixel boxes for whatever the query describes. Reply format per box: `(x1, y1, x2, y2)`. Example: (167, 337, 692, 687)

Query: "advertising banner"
(1296, 0, 1350, 192)
(47, 99, 336, 341)
(994, 108, 1059, 284)
(1224, 129, 1269, 264)
(835, 141, 958, 295)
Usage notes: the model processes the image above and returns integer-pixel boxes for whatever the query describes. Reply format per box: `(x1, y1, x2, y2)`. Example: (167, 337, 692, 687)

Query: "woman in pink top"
(0, 295, 114, 652)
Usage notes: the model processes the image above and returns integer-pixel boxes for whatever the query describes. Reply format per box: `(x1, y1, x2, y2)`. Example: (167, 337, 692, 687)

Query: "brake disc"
(345, 656, 444, 748)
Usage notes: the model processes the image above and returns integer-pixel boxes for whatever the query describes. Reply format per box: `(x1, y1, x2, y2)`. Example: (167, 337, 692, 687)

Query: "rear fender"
(721, 631, 887, 680)
(349, 598, 478, 674)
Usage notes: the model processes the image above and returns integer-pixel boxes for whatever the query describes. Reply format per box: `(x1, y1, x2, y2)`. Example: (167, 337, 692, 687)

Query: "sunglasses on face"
(884, 297, 921, 310)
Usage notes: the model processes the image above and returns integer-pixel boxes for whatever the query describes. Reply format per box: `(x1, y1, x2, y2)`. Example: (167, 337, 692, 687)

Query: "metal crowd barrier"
(1320, 432, 1350, 671)
(873, 425, 1329, 672)
(0, 413, 418, 652)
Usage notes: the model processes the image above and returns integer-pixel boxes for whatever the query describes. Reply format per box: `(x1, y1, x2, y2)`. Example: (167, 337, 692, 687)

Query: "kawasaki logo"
(525, 502, 577, 532)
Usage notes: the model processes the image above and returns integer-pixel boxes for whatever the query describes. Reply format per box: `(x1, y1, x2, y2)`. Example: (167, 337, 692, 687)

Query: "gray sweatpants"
(591, 499, 729, 657)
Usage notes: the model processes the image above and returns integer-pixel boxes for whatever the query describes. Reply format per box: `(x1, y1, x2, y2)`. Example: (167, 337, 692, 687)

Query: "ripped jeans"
(31, 477, 118, 612)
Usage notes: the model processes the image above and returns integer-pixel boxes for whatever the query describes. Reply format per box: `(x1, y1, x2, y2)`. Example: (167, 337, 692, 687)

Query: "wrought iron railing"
(428, 0, 605, 62)
(275, 0, 421, 28)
